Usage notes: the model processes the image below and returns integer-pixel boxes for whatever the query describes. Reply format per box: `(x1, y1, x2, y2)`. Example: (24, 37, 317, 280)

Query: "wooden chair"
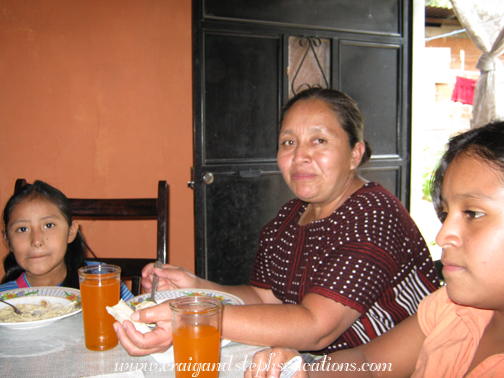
(14, 179, 169, 296)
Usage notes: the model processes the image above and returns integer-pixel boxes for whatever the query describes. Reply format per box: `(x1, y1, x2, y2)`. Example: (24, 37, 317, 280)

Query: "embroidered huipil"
(250, 182, 439, 354)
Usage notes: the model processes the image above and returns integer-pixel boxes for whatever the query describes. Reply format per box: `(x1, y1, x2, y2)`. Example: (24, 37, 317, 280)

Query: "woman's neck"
(299, 176, 367, 225)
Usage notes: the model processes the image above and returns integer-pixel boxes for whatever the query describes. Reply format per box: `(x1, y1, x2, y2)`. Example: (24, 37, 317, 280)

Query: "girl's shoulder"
(417, 286, 465, 333)
(0, 279, 21, 294)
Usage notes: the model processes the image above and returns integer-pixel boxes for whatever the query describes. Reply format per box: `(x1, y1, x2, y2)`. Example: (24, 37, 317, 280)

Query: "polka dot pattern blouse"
(250, 182, 440, 354)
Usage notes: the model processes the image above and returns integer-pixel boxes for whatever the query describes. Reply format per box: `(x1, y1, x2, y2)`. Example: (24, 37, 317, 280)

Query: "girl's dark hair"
(279, 87, 372, 167)
(430, 120, 504, 220)
(1, 180, 88, 289)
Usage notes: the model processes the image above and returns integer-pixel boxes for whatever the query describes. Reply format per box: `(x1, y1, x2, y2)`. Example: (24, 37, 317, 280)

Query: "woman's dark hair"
(279, 87, 372, 166)
(1, 180, 88, 289)
(430, 120, 504, 220)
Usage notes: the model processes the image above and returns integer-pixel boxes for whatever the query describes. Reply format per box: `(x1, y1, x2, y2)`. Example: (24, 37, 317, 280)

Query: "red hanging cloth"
(451, 76, 476, 105)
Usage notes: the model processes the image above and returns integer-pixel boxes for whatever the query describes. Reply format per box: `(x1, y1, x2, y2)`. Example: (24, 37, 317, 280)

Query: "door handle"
(238, 169, 261, 178)
(202, 172, 215, 185)
(202, 170, 280, 185)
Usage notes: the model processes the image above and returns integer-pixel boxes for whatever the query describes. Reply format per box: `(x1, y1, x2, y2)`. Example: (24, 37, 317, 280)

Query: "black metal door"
(192, 0, 413, 285)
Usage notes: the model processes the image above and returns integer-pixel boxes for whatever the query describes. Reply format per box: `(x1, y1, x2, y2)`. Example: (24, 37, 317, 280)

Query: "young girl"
(246, 120, 504, 377)
(0, 180, 133, 301)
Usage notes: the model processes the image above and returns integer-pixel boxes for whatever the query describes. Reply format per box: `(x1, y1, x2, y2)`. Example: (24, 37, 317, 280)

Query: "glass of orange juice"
(170, 295, 222, 378)
(78, 264, 121, 351)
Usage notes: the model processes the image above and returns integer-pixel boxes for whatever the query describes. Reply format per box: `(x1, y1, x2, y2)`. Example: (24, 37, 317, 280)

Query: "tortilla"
(106, 299, 152, 334)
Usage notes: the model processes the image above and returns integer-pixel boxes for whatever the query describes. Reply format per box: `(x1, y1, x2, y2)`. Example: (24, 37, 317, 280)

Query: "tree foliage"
(426, 0, 453, 8)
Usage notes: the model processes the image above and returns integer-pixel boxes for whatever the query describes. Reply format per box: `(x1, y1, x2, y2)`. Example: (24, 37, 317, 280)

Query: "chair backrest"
(14, 179, 169, 296)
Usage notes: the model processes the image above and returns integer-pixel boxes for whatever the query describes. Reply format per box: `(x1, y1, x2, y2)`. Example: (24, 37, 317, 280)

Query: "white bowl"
(0, 287, 81, 330)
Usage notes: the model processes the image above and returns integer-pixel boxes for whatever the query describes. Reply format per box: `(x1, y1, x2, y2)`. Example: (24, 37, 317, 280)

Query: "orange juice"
(172, 325, 221, 378)
(79, 270, 120, 351)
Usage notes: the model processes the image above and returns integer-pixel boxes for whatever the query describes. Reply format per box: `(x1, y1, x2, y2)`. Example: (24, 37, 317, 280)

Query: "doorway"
(193, 0, 414, 284)
(411, 0, 478, 262)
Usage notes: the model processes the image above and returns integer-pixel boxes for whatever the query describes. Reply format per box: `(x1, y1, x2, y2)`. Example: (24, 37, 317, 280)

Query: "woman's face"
(5, 198, 78, 286)
(437, 154, 504, 311)
(277, 99, 363, 208)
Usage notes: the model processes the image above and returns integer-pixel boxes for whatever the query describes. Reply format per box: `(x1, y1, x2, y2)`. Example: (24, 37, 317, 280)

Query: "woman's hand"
(245, 348, 308, 378)
(142, 263, 201, 293)
(113, 301, 174, 355)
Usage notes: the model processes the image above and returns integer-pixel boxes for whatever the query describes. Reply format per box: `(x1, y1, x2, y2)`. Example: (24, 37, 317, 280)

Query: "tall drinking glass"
(78, 264, 121, 351)
(170, 295, 222, 378)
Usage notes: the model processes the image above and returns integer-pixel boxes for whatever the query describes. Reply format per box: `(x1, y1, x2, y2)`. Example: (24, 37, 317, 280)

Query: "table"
(0, 312, 266, 378)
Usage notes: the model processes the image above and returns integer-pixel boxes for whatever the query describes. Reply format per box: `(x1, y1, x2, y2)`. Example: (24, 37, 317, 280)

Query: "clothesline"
(425, 28, 466, 42)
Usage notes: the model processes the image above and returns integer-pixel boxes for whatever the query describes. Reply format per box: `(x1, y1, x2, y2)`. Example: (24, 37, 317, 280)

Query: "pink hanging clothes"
(451, 76, 476, 105)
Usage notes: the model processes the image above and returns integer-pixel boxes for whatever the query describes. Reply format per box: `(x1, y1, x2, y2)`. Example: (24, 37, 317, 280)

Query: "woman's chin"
(291, 188, 318, 201)
(296, 194, 316, 203)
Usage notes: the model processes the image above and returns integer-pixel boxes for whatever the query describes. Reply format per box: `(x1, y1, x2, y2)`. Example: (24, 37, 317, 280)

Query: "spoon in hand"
(0, 299, 23, 315)
(147, 260, 163, 303)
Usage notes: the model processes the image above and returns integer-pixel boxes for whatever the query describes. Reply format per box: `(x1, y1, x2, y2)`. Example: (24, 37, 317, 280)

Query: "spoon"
(147, 260, 163, 303)
(0, 299, 23, 315)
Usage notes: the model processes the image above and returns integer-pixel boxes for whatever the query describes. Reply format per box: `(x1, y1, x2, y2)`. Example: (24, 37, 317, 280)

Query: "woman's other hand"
(114, 301, 174, 355)
(245, 348, 307, 378)
(141, 263, 201, 293)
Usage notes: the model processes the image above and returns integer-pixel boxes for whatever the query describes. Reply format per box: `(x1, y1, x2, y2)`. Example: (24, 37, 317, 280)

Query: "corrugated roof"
(426, 6, 456, 19)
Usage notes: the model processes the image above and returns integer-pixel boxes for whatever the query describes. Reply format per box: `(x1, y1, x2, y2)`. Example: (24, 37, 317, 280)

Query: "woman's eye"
(315, 138, 326, 144)
(280, 140, 294, 146)
(16, 227, 28, 233)
(44, 223, 55, 229)
(464, 210, 484, 219)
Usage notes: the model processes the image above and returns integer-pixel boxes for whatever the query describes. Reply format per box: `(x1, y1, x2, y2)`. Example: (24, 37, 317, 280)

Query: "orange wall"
(0, 1, 195, 278)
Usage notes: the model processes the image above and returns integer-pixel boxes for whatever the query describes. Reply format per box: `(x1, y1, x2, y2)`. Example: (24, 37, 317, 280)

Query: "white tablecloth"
(0, 312, 266, 378)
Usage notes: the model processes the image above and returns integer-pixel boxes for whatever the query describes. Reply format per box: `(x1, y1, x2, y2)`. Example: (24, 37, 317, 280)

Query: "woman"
(114, 88, 439, 356)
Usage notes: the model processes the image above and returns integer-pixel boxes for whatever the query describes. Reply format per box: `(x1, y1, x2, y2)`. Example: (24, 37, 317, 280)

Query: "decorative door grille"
(288, 36, 330, 98)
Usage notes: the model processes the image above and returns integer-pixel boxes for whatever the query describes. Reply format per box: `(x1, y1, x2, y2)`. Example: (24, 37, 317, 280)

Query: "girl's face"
(437, 153, 504, 311)
(277, 99, 364, 209)
(4, 198, 78, 286)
